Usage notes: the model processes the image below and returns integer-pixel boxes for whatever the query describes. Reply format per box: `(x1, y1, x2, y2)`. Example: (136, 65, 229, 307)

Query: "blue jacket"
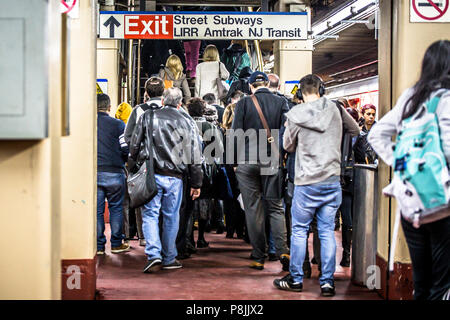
(97, 112, 129, 173)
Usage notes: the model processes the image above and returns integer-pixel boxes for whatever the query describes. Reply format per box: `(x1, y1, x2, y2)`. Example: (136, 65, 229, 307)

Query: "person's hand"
(190, 188, 201, 200)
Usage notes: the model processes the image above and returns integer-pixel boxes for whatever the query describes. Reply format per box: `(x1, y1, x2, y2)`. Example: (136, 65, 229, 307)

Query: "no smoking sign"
(61, 0, 79, 19)
(411, 0, 450, 22)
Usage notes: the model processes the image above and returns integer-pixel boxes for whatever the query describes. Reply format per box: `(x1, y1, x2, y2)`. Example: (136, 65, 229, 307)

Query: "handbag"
(164, 72, 173, 89)
(250, 95, 286, 200)
(216, 62, 229, 101)
(127, 109, 158, 209)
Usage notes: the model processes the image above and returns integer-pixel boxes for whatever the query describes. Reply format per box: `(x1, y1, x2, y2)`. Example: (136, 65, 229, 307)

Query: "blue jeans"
(290, 180, 342, 286)
(142, 174, 183, 265)
(97, 171, 126, 250)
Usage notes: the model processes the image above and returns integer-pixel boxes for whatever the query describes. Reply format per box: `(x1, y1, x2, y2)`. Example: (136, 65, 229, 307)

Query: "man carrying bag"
(231, 71, 290, 271)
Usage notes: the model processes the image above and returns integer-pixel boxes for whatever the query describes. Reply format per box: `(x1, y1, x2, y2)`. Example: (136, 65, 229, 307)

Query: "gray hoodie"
(283, 97, 360, 186)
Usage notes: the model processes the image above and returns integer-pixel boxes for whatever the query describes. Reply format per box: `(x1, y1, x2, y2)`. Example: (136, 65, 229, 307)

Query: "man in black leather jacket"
(129, 87, 203, 273)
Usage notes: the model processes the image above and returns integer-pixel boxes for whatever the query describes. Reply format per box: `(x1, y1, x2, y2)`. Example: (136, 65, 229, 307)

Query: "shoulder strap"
(218, 61, 221, 78)
(427, 95, 442, 114)
(250, 95, 279, 158)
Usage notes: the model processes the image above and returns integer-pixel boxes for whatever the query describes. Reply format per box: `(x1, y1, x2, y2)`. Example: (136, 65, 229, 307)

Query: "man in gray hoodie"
(273, 74, 359, 296)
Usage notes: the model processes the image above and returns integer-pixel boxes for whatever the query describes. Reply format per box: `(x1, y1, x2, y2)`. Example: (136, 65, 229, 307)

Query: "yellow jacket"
(115, 102, 132, 124)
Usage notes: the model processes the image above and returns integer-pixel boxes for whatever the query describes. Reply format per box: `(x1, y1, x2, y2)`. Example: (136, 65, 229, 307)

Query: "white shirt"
(195, 61, 229, 98)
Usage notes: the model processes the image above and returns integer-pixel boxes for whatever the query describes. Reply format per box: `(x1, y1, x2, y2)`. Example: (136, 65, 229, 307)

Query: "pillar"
(376, 0, 450, 300)
(97, 40, 121, 116)
(0, 0, 62, 299)
(273, 0, 313, 92)
(60, 0, 97, 300)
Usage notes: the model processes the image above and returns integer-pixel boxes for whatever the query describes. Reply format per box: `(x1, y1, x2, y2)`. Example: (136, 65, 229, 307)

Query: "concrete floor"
(96, 226, 381, 300)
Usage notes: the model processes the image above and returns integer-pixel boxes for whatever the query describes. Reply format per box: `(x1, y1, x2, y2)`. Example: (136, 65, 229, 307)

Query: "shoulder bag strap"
(250, 95, 279, 159)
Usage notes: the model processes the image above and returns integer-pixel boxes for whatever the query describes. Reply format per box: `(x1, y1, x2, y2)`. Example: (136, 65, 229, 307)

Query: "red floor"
(96, 225, 382, 300)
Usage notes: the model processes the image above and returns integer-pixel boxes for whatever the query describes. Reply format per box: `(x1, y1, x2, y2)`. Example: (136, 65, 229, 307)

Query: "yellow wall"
(97, 40, 120, 116)
(0, 0, 62, 299)
(377, 0, 450, 263)
(60, 0, 97, 261)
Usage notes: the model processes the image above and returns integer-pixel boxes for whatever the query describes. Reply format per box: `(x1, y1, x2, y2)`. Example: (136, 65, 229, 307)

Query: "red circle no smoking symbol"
(61, 0, 77, 14)
(412, 0, 449, 20)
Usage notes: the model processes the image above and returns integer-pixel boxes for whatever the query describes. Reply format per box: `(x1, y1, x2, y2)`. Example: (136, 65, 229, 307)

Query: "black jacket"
(124, 98, 163, 145)
(129, 106, 203, 188)
(97, 112, 129, 173)
(231, 88, 289, 164)
(353, 124, 378, 164)
(225, 66, 252, 104)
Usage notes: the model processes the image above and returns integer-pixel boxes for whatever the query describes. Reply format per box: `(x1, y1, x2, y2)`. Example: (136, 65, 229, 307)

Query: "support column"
(376, 0, 450, 300)
(60, 0, 97, 300)
(97, 40, 120, 116)
(0, 0, 62, 299)
(273, 0, 312, 93)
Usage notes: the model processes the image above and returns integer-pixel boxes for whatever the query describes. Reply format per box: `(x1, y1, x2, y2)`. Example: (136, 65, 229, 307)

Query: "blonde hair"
(203, 45, 219, 62)
(165, 54, 183, 80)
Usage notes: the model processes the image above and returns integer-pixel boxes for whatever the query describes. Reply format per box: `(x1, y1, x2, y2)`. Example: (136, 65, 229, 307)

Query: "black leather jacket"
(129, 105, 203, 189)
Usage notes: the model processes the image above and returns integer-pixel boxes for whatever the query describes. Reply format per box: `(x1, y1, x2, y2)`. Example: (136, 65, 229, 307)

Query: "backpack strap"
(427, 96, 442, 114)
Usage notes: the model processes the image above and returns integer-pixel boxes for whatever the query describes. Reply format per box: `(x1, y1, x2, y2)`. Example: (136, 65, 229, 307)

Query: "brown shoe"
(249, 261, 264, 270)
(111, 243, 130, 253)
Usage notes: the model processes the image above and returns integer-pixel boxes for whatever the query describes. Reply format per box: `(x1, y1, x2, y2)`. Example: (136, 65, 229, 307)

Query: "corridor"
(96, 227, 381, 300)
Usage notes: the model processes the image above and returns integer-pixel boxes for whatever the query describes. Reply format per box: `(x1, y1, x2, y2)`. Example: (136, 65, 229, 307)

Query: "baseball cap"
(248, 71, 269, 84)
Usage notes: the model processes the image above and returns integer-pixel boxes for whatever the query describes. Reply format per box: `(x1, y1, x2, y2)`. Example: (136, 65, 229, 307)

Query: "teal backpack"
(387, 92, 450, 227)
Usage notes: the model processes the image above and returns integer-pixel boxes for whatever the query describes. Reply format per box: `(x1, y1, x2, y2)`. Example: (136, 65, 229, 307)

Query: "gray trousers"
(123, 189, 144, 240)
(236, 164, 289, 263)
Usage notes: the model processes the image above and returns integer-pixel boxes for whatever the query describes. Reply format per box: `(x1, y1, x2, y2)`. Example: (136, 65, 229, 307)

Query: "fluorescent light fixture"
(312, 0, 375, 36)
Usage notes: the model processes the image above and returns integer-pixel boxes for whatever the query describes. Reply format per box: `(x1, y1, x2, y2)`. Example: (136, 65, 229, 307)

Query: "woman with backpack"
(158, 54, 191, 104)
(368, 40, 450, 300)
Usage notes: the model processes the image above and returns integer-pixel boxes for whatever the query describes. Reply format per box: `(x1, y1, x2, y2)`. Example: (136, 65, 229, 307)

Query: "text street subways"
(99, 12, 309, 40)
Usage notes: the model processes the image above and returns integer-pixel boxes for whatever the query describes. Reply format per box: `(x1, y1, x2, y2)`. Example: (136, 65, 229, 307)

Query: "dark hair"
(97, 93, 110, 111)
(403, 40, 450, 120)
(231, 90, 244, 100)
(187, 97, 206, 117)
(145, 76, 165, 98)
(337, 98, 350, 109)
(251, 81, 268, 89)
(202, 93, 216, 105)
(346, 107, 359, 122)
(300, 74, 322, 96)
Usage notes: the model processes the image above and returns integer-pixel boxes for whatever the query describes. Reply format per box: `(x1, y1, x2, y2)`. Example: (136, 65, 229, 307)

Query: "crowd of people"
(95, 40, 450, 300)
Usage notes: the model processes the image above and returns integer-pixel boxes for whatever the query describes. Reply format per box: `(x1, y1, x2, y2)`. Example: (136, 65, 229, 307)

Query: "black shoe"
(273, 274, 303, 292)
(216, 223, 225, 234)
(280, 254, 290, 272)
(268, 253, 278, 261)
(176, 252, 191, 260)
(186, 243, 197, 254)
(226, 233, 234, 239)
(303, 261, 312, 279)
(197, 239, 209, 248)
(311, 257, 318, 265)
(163, 259, 183, 270)
(320, 283, 335, 297)
(340, 251, 351, 267)
(143, 258, 162, 273)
